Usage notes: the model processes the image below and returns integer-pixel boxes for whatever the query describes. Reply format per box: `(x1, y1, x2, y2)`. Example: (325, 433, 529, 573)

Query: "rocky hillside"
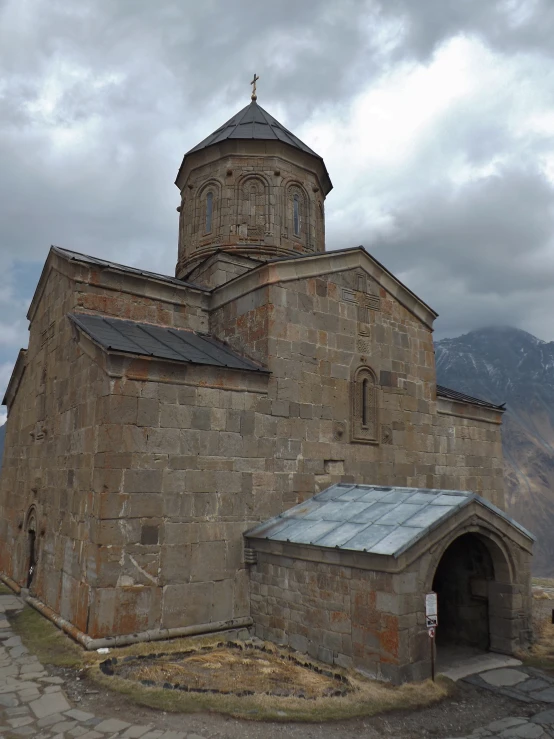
(435, 326, 554, 577)
(0, 424, 4, 468)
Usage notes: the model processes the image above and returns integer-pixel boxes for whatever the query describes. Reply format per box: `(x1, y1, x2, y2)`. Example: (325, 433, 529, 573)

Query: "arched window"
(205, 191, 213, 233)
(351, 366, 379, 443)
(293, 194, 300, 236)
(288, 185, 307, 243)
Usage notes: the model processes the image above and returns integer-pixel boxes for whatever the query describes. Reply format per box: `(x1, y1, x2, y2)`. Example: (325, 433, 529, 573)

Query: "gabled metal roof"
(245, 483, 534, 557)
(185, 100, 322, 159)
(53, 247, 207, 292)
(69, 313, 268, 373)
(436, 384, 505, 411)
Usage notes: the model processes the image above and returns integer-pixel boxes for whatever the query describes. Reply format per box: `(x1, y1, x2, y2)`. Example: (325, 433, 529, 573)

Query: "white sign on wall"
(426, 592, 438, 628)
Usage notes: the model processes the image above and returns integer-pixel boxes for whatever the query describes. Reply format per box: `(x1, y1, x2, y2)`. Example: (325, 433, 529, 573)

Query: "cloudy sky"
(2, 0, 554, 418)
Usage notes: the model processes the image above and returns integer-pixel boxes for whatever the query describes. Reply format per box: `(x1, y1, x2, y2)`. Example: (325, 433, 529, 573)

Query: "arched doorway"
(431, 530, 515, 664)
(433, 533, 494, 650)
(25, 508, 38, 590)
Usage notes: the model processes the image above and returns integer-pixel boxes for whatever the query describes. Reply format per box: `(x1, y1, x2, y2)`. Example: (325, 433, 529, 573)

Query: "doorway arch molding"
(423, 520, 515, 593)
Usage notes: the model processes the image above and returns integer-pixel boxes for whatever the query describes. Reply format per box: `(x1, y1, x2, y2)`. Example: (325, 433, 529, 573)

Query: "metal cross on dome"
(250, 73, 259, 101)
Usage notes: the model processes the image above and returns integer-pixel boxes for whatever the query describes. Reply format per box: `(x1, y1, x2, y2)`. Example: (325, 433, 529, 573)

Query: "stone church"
(0, 88, 534, 682)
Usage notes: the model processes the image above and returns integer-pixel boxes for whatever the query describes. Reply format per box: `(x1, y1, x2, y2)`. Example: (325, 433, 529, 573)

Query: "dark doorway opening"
(27, 528, 37, 589)
(432, 533, 494, 651)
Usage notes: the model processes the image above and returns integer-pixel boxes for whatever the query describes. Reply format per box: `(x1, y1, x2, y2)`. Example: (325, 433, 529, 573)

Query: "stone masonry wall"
(176, 147, 327, 277)
(211, 266, 506, 506)
(83, 350, 271, 637)
(249, 507, 533, 684)
(249, 550, 412, 683)
(0, 265, 109, 632)
(0, 249, 508, 640)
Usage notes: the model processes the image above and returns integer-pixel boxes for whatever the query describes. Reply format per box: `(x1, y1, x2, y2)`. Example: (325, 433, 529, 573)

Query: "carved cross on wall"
(341, 272, 381, 353)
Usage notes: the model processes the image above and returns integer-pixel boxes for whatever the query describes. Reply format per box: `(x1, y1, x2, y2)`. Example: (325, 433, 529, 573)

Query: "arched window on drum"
(205, 191, 214, 234)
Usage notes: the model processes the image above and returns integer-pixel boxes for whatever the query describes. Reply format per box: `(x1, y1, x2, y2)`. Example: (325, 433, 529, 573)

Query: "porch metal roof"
(244, 483, 534, 557)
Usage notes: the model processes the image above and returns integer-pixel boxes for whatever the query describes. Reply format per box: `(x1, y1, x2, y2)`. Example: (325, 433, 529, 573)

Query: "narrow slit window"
(362, 378, 369, 427)
(293, 194, 300, 236)
(205, 191, 213, 233)
(351, 366, 379, 443)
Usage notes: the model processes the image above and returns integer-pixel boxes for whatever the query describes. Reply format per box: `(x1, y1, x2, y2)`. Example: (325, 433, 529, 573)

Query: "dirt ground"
(53, 588, 554, 738)
(6, 582, 554, 738)
(54, 665, 543, 739)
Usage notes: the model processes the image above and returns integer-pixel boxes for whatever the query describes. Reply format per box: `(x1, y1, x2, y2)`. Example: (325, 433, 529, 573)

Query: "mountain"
(0, 424, 4, 468)
(435, 326, 554, 577)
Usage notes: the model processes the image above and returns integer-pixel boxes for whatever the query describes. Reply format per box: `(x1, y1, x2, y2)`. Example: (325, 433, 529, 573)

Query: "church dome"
(185, 100, 322, 160)
(175, 95, 332, 282)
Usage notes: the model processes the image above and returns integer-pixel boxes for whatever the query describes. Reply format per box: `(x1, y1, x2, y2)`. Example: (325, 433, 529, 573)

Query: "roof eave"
(175, 140, 333, 195)
(2, 349, 27, 410)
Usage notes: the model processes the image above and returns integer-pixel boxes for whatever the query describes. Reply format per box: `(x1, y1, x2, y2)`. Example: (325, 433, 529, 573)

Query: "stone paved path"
(0, 594, 205, 739)
(444, 667, 554, 738)
(2, 591, 554, 738)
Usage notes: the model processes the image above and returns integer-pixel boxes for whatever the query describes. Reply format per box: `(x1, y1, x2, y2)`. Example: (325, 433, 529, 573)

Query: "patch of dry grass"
(117, 646, 344, 699)
(533, 578, 554, 588)
(87, 636, 451, 722)
(90, 667, 450, 722)
(6, 608, 450, 722)
(10, 605, 84, 669)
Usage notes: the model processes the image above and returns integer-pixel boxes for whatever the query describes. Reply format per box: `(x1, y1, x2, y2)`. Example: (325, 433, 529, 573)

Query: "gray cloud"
(1, 0, 554, 405)
(382, 0, 554, 60)
(365, 163, 554, 337)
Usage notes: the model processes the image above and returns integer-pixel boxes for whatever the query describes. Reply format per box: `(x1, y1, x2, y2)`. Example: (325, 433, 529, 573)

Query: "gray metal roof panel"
(185, 101, 322, 159)
(276, 519, 335, 543)
(313, 523, 368, 548)
(436, 384, 505, 411)
(340, 524, 395, 552)
(371, 526, 426, 556)
(69, 314, 269, 374)
(244, 482, 535, 556)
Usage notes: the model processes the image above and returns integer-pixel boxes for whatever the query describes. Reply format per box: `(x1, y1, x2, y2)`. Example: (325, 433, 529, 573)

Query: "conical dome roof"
(185, 100, 322, 159)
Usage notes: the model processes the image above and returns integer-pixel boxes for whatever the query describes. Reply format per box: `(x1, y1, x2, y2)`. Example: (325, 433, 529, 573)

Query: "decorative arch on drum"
(236, 174, 269, 240)
(196, 179, 222, 237)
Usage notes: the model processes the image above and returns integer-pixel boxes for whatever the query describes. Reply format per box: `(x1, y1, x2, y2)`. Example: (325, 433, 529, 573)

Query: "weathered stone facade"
(0, 95, 531, 679)
(246, 490, 533, 683)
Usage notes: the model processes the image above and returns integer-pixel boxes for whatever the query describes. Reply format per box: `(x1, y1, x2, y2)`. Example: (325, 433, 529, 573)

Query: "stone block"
(163, 582, 213, 628)
(137, 398, 160, 427)
(160, 404, 192, 429)
(160, 544, 193, 583)
(146, 427, 180, 454)
(190, 540, 226, 581)
(123, 469, 163, 494)
(128, 494, 162, 518)
(212, 578, 234, 621)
